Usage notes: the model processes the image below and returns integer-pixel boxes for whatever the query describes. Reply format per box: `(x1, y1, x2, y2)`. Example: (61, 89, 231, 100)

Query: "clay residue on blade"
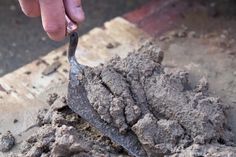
(80, 41, 235, 156)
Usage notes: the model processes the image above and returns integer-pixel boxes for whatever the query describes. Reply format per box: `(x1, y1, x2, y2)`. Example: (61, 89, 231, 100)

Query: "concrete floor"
(0, 0, 148, 76)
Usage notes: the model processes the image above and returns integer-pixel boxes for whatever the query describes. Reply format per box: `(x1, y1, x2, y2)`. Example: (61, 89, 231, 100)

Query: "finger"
(39, 0, 66, 41)
(64, 0, 85, 24)
(18, 0, 40, 17)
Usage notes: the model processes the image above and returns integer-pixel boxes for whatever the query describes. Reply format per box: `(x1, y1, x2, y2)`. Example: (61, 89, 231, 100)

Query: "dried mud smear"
(82, 41, 236, 156)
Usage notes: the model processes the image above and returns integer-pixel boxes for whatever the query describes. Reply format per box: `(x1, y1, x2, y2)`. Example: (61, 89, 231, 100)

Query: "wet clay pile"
(10, 42, 236, 157)
(11, 96, 128, 157)
(82, 42, 236, 156)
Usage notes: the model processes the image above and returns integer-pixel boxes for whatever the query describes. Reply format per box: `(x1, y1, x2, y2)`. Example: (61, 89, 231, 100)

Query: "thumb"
(64, 0, 85, 24)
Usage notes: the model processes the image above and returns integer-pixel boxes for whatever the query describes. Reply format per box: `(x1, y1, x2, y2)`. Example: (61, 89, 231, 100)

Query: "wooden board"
(0, 17, 150, 135)
(0, 0, 183, 142)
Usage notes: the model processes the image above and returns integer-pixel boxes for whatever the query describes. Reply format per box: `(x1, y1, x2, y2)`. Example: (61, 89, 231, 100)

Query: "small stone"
(13, 119, 18, 123)
(0, 131, 15, 152)
(20, 141, 32, 153)
(106, 42, 120, 49)
(24, 71, 31, 75)
(53, 56, 60, 61)
(42, 61, 62, 76)
(26, 145, 43, 157)
(169, 30, 178, 37)
(47, 93, 58, 106)
(63, 69, 68, 73)
(62, 51, 67, 56)
(177, 30, 187, 38)
(106, 43, 114, 49)
(188, 31, 197, 38)
(195, 77, 209, 92)
(159, 36, 169, 41)
(36, 59, 47, 66)
(77, 73, 84, 80)
(61, 97, 67, 104)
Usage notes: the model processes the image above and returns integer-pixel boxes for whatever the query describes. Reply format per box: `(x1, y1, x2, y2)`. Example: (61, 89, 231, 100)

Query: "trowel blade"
(67, 82, 147, 157)
(67, 32, 147, 157)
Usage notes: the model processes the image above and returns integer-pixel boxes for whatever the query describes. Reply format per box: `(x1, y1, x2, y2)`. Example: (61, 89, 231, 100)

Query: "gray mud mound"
(82, 41, 236, 156)
(12, 42, 236, 157)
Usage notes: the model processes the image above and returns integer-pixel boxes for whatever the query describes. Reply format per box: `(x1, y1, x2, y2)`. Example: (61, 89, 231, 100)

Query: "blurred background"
(0, 0, 149, 76)
(0, 0, 236, 77)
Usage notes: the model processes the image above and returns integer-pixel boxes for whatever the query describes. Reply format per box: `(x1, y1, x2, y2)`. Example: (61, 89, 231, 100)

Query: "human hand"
(19, 0, 85, 41)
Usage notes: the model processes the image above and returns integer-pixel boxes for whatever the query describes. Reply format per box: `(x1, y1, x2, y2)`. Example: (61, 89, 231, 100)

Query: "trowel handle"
(68, 32, 84, 86)
(68, 32, 78, 59)
(65, 14, 78, 35)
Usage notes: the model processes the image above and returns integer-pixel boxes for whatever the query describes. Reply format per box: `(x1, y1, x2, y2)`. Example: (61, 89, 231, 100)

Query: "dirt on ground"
(3, 41, 236, 157)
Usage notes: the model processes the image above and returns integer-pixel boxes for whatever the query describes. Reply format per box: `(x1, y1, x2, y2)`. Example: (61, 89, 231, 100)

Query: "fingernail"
(65, 15, 77, 35)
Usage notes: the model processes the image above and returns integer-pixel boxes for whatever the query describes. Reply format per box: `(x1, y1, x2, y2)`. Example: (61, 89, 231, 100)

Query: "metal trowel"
(67, 32, 147, 157)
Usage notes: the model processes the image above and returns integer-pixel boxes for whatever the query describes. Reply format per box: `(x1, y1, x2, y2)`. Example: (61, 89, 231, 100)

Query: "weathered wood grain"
(0, 17, 150, 135)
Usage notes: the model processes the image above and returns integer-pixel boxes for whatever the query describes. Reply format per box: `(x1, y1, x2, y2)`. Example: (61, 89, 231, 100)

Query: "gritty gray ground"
(5, 41, 236, 157)
(0, 0, 148, 76)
